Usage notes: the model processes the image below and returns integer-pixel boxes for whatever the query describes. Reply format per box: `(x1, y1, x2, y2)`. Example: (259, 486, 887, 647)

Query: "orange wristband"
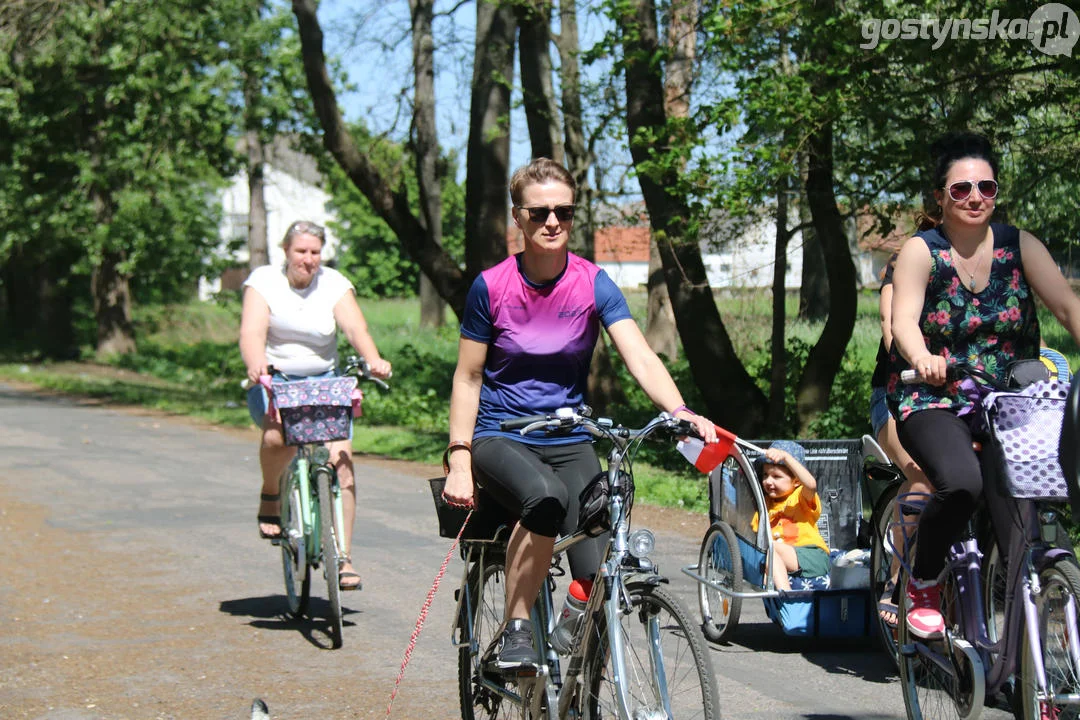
(442, 440, 472, 475)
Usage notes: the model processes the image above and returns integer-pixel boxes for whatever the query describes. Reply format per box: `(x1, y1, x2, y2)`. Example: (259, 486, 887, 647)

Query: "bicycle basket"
(578, 470, 634, 537)
(426, 477, 511, 541)
(274, 376, 356, 446)
(984, 379, 1069, 501)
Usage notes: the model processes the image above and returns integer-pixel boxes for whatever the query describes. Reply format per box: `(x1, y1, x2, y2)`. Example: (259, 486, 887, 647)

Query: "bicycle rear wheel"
(896, 565, 985, 720)
(317, 468, 344, 649)
(870, 484, 900, 664)
(582, 580, 719, 720)
(697, 521, 742, 644)
(459, 548, 523, 720)
(1019, 556, 1080, 720)
(280, 470, 310, 618)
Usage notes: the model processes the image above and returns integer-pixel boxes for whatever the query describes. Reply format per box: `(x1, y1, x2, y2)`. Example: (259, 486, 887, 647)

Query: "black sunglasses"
(946, 179, 998, 202)
(518, 205, 575, 223)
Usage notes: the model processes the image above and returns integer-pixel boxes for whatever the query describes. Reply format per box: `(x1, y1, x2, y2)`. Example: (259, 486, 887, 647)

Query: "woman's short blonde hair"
(509, 158, 576, 207)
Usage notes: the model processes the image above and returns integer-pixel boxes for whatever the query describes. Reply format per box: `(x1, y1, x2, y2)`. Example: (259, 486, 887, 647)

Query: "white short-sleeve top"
(243, 264, 354, 376)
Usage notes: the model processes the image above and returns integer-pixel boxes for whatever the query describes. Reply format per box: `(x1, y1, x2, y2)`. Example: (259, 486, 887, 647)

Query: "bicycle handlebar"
(341, 355, 391, 392)
(500, 406, 703, 445)
(900, 362, 1009, 391)
(240, 357, 391, 392)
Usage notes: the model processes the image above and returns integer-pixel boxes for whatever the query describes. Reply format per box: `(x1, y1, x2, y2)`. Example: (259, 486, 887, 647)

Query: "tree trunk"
(410, 0, 446, 327)
(796, 121, 857, 433)
(241, 2, 269, 270)
(464, 0, 514, 276)
(92, 249, 136, 356)
(798, 192, 828, 321)
(644, 241, 678, 359)
(643, 0, 695, 361)
(620, 0, 766, 434)
(292, 0, 468, 316)
(769, 179, 789, 429)
(518, 0, 562, 163)
(245, 129, 269, 269)
(89, 178, 135, 356)
(553, 0, 592, 259)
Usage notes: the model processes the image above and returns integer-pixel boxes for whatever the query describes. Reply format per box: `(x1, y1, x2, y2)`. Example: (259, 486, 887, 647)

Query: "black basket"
(427, 477, 513, 541)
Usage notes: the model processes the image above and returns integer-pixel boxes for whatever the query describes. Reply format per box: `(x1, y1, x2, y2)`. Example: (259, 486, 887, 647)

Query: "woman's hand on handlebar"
(675, 409, 719, 444)
(367, 358, 392, 379)
(246, 361, 270, 386)
(911, 354, 948, 386)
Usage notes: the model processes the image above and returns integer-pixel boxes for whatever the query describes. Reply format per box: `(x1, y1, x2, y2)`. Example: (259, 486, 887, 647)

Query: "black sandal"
(338, 555, 362, 591)
(878, 579, 899, 628)
(257, 492, 282, 540)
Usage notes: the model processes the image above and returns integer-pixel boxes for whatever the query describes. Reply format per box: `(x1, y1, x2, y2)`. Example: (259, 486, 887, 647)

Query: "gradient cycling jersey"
(461, 253, 632, 444)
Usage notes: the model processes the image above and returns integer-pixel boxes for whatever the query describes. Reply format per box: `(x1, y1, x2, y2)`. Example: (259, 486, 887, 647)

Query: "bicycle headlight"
(628, 529, 655, 559)
(312, 446, 331, 465)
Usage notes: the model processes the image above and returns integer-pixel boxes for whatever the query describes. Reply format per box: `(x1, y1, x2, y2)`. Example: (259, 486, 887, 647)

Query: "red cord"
(385, 503, 473, 717)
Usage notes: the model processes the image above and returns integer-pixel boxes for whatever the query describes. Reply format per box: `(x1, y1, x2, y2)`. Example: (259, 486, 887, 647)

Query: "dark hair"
(920, 132, 998, 226)
(930, 132, 999, 190)
(509, 158, 576, 207)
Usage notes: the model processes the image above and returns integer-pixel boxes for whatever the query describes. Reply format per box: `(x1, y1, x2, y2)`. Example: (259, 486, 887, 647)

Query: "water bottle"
(549, 578, 592, 654)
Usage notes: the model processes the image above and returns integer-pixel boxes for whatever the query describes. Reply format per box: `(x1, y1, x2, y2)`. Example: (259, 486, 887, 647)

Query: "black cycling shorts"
(472, 436, 607, 579)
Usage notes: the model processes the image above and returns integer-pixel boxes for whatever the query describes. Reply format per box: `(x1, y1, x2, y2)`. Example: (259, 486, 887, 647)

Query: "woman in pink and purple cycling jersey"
(441, 158, 719, 671)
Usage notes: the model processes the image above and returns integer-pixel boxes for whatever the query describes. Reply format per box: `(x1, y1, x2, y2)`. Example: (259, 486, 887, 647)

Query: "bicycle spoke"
(583, 583, 718, 720)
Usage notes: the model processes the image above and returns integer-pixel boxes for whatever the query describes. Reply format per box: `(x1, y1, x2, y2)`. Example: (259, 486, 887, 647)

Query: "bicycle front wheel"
(280, 470, 310, 618)
(896, 565, 984, 720)
(317, 467, 344, 649)
(459, 548, 523, 720)
(1019, 556, 1080, 720)
(582, 580, 719, 720)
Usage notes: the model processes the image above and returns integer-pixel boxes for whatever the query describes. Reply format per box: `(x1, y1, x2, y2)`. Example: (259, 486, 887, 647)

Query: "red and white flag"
(677, 425, 737, 474)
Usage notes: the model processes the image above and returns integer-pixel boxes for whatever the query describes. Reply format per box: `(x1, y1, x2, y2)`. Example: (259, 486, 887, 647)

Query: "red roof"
(504, 225, 651, 263)
(594, 226, 650, 262)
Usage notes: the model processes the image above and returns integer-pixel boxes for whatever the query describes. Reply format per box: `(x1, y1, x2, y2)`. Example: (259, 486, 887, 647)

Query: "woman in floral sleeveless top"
(887, 132, 1080, 640)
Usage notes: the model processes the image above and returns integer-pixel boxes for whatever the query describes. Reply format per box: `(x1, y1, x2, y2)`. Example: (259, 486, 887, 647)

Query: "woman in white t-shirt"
(239, 220, 391, 591)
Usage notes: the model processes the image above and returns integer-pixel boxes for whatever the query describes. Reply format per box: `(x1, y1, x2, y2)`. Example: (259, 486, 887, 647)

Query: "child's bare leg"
(771, 542, 799, 591)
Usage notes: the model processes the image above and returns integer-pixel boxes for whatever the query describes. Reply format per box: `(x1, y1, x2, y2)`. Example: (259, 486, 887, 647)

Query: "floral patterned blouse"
(887, 223, 1040, 422)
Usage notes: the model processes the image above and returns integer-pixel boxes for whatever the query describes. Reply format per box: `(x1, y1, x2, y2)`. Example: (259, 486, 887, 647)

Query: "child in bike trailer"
(751, 441, 830, 592)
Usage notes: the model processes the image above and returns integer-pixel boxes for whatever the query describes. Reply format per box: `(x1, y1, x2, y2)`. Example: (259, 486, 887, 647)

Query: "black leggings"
(899, 408, 1021, 581)
(472, 436, 607, 580)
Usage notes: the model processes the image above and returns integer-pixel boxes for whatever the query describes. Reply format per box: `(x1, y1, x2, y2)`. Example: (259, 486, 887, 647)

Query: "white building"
(200, 139, 340, 298)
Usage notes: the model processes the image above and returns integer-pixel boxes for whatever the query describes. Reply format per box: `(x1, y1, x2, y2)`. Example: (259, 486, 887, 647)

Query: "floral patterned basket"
(984, 380, 1070, 501)
(274, 376, 357, 446)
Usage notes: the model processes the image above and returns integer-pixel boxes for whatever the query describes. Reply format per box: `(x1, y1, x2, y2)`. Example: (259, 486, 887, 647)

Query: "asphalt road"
(0, 383, 1013, 719)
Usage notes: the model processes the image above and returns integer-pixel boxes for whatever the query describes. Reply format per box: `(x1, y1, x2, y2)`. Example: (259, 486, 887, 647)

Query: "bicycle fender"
(1033, 547, 1073, 573)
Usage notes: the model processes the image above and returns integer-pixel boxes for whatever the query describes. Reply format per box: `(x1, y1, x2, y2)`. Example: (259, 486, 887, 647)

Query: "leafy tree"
(0, 0, 240, 357)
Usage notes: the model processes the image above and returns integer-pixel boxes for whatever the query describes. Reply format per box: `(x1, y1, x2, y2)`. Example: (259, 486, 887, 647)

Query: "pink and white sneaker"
(905, 579, 945, 639)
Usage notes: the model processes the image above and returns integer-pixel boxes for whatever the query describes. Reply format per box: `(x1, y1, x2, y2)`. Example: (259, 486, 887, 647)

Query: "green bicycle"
(252, 356, 388, 648)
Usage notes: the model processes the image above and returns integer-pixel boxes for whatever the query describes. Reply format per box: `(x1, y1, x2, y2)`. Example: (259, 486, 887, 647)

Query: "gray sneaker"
(495, 619, 538, 670)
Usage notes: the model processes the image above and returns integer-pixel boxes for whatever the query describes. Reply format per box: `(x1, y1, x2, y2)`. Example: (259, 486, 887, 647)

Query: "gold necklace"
(953, 240, 989, 291)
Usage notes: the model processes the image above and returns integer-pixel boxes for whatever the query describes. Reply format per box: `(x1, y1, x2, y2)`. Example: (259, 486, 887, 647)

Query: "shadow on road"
(710, 620, 896, 684)
(219, 595, 363, 650)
